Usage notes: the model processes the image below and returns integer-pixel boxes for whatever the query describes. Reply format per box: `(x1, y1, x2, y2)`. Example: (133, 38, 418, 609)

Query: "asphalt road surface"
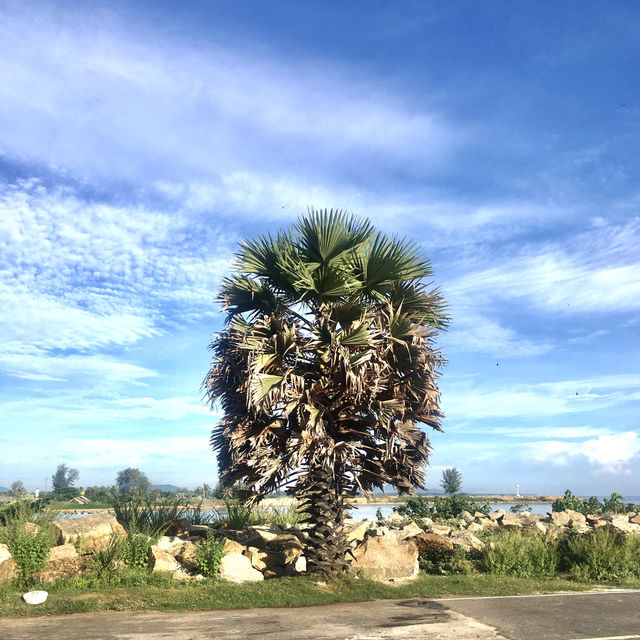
(1, 589, 639, 640)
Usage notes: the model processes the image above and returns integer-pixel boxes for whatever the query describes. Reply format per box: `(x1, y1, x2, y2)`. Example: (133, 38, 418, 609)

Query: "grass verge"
(2, 573, 639, 618)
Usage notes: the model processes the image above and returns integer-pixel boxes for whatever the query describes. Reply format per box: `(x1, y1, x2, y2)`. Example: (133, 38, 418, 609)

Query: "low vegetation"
(2, 489, 640, 617)
(394, 493, 490, 519)
(0, 502, 57, 588)
(1, 572, 630, 618)
(552, 490, 630, 515)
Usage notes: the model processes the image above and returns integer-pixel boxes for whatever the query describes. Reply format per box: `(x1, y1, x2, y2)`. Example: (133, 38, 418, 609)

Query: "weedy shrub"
(420, 545, 473, 575)
(484, 530, 559, 578)
(509, 503, 531, 514)
(563, 528, 640, 581)
(109, 492, 187, 533)
(0, 499, 47, 526)
(221, 502, 265, 529)
(118, 520, 158, 569)
(395, 494, 490, 520)
(0, 501, 57, 586)
(184, 501, 218, 526)
(263, 504, 305, 526)
(90, 534, 121, 581)
(194, 528, 226, 577)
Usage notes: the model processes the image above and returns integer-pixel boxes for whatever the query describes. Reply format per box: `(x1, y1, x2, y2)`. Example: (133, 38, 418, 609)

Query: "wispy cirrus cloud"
(446, 218, 640, 317)
(443, 374, 640, 421)
(0, 3, 462, 191)
(0, 179, 233, 382)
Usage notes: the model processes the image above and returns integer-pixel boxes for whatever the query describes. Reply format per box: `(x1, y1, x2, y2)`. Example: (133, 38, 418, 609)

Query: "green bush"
(395, 494, 490, 520)
(420, 545, 472, 575)
(552, 490, 630, 515)
(602, 493, 628, 514)
(484, 531, 559, 578)
(0, 499, 47, 526)
(0, 501, 57, 586)
(194, 528, 226, 577)
(118, 520, 158, 569)
(509, 503, 530, 514)
(563, 528, 640, 581)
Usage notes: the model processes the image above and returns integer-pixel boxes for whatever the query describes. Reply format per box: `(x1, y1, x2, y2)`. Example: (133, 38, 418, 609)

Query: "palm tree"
(203, 209, 447, 576)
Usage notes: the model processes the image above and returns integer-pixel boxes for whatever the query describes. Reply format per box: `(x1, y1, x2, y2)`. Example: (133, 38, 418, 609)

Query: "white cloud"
(442, 311, 553, 358)
(0, 5, 460, 188)
(460, 425, 613, 439)
(0, 351, 157, 384)
(443, 374, 640, 420)
(0, 434, 216, 474)
(0, 180, 233, 381)
(530, 431, 640, 473)
(446, 220, 640, 316)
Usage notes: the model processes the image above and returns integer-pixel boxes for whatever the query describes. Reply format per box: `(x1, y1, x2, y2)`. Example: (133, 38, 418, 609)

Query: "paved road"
(438, 590, 640, 640)
(1, 590, 639, 640)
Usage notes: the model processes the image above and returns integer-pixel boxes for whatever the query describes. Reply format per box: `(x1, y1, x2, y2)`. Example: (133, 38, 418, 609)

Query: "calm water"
(349, 502, 553, 521)
(59, 495, 640, 521)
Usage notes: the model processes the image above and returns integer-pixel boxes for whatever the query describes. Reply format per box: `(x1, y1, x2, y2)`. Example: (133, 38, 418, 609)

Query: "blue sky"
(1, 1, 639, 495)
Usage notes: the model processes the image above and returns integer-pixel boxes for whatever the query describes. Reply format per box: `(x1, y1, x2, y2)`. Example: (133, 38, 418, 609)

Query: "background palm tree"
(204, 209, 447, 576)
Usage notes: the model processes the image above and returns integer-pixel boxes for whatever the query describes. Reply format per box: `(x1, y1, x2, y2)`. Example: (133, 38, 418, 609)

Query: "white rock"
(219, 552, 265, 583)
(0, 544, 17, 583)
(149, 545, 181, 573)
(22, 590, 48, 605)
(290, 555, 307, 574)
(429, 524, 451, 536)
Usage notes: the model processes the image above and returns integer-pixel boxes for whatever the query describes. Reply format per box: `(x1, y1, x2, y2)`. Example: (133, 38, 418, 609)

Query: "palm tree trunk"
(298, 463, 352, 577)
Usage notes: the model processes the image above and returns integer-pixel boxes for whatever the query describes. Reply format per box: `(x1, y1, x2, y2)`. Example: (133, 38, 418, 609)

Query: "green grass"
(1, 572, 636, 618)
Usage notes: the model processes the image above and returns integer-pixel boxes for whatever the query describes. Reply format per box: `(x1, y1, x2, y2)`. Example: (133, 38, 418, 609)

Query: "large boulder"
(223, 538, 246, 554)
(32, 544, 84, 583)
(429, 524, 451, 536)
(565, 510, 587, 526)
(47, 543, 78, 562)
(396, 522, 424, 539)
(156, 536, 199, 570)
(0, 543, 16, 583)
(52, 514, 126, 553)
(244, 546, 268, 571)
(459, 511, 475, 524)
(350, 532, 419, 581)
(246, 524, 284, 545)
(163, 518, 191, 538)
(550, 511, 572, 527)
(149, 545, 181, 573)
(219, 552, 264, 583)
(450, 532, 485, 553)
(498, 513, 522, 529)
(346, 520, 374, 544)
(414, 533, 454, 554)
(608, 515, 640, 534)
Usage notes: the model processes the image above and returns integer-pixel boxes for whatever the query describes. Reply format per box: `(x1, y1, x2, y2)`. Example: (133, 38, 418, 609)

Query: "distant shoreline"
(54, 493, 559, 514)
(348, 494, 559, 505)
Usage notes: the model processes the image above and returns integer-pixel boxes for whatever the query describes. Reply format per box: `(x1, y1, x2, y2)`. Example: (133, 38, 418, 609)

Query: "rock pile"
(2, 508, 640, 585)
